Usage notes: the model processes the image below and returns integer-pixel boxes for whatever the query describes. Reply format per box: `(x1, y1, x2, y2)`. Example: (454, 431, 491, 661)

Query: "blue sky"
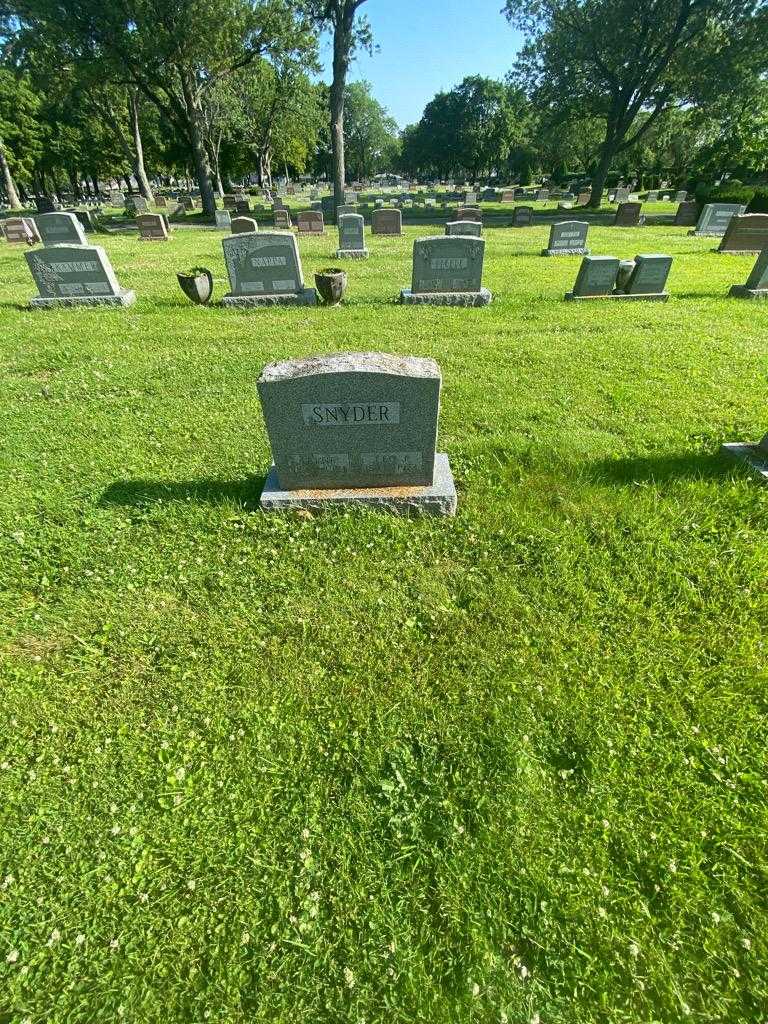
(319, 0, 524, 128)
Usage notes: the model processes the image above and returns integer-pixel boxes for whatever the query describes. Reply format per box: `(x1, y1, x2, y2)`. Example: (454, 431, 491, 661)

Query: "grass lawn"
(1, 216, 767, 1024)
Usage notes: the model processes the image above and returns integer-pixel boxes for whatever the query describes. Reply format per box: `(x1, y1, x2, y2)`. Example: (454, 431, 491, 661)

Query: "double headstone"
(371, 208, 402, 235)
(565, 253, 671, 302)
(690, 203, 746, 237)
(34, 212, 87, 246)
(297, 210, 324, 234)
(336, 213, 368, 258)
(399, 235, 491, 306)
(257, 352, 456, 515)
(25, 244, 135, 307)
(541, 220, 589, 256)
(613, 202, 644, 227)
(137, 213, 169, 241)
(717, 214, 768, 253)
(446, 220, 482, 237)
(512, 206, 534, 227)
(221, 231, 316, 307)
(728, 249, 768, 300)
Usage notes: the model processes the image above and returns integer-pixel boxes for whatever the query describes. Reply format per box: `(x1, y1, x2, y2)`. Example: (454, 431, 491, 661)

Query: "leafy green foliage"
(343, 80, 399, 179)
(0, 68, 43, 182)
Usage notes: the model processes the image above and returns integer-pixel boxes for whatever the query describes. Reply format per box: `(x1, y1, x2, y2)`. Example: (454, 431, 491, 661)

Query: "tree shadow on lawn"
(99, 474, 266, 510)
(584, 451, 738, 486)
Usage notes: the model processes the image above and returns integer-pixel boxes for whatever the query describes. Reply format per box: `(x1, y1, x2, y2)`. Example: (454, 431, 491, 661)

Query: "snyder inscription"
(302, 401, 400, 426)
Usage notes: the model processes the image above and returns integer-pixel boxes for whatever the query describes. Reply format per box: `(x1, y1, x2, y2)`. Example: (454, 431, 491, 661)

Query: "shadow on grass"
(100, 474, 266, 510)
(585, 452, 734, 485)
(0, 301, 28, 311)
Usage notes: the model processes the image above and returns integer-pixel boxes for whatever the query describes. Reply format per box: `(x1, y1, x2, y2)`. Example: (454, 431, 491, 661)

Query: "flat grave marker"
(257, 351, 456, 515)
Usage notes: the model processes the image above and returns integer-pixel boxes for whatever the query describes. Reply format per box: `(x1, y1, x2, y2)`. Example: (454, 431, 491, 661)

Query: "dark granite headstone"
(542, 220, 589, 256)
(137, 213, 169, 241)
(717, 214, 768, 253)
(568, 255, 620, 297)
(613, 202, 644, 227)
(25, 243, 135, 307)
(400, 235, 491, 306)
(297, 210, 324, 234)
(674, 201, 699, 227)
(446, 220, 482, 237)
(221, 231, 315, 307)
(512, 206, 534, 227)
(622, 254, 672, 295)
(34, 212, 87, 246)
(371, 208, 402, 235)
(231, 216, 259, 234)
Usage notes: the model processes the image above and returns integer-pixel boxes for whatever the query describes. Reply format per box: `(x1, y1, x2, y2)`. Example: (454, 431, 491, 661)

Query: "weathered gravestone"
(35, 212, 87, 246)
(690, 203, 746, 237)
(25, 244, 135, 307)
(234, 200, 251, 216)
(371, 208, 402, 235)
(215, 209, 232, 230)
(512, 205, 534, 227)
(456, 206, 483, 222)
(728, 248, 768, 300)
(35, 197, 57, 214)
(576, 191, 591, 206)
(541, 220, 589, 256)
(137, 213, 169, 241)
(335, 204, 358, 218)
(535, 188, 550, 202)
(223, 194, 238, 210)
(565, 256, 620, 299)
(465, 191, 478, 205)
(231, 216, 259, 234)
(67, 209, 95, 231)
(336, 213, 368, 258)
(179, 196, 196, 211)
(674, 190, 688, 203)
(400, 235, 491, 306)
(126, 196, 148, 215)
(109, 190, 124, 206)
(221, 231, 316, 307)
(717, 214, 768, 253)
(2, 217, 39, 245)
(446, 220, 482, 237)
(501, 189, 516, 203)
(613, 202, 644, 227)
(154, 195, 168, 209)
(273, 208, 292, 229)
(646, 190, 659, 202)
(674, 201, 699, 227)
(297, 210, 324, 235)
(257, 352, 457, 515)
(615, 187, 631, 203)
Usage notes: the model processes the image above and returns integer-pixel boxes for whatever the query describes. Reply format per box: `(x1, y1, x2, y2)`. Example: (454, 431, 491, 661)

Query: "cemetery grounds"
(1, 201, 767, 1023)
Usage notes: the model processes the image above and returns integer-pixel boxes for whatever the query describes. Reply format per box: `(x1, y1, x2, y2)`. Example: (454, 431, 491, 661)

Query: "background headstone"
(717, 213, 768, 253)
(446, 220, 482, 237)
(674, 201, 699, 227)
(215, 209, 232, 230)
(371, 208, 402, 235)
(221, 231, 316, 306)
(613, 202, 644, 227)
(336, 213, 368, 258)
(231, 216, 259, 234)
(567, 255, 620, 298)
(400, 235, 491, 306)
(274, 208, 292, 229)
(137, 213, 169, 241)
(512, 206, 534, 227)
(729, 249, 768, 299)
(541, 220, 589, 256)
(3, 217, 38, 244)
(297, 210, 324, 234)
(35, 212, 87, 246)
(692, 203, 746, 237)
(25, 243, 135, 306)
(622, 253, 672, 295)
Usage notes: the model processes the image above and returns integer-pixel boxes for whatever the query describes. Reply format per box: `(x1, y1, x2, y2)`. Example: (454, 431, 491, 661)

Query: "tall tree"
(343, 80, 398, 180)
(0, 68, 42, 207)
(306, 0, 371, 211)
(9, 0, 316, 214)
(504, 0, 768, 206)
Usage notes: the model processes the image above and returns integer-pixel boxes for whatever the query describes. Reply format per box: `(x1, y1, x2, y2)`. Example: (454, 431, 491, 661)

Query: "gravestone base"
(688, 229, 722, 237)
(717, 248, 764, 254)
(221, 288, 317, 308)
(260, 452, 457, 516)
(30, 289, 136, 309)
(564, 290, 669, 303)
(728, 284, 768, 300)
(335, 248, 369, 259)
(541, 246, 590, 257)
(721, 441, 768, 482)
(399, 287, 492, 307)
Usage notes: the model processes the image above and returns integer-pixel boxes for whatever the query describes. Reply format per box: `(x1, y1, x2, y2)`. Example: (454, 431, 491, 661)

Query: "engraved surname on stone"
(301, 401, 400, 426)
(52, 261, 100, 273)
(250, 256, 288, 267)
(430, 257, 468, 270)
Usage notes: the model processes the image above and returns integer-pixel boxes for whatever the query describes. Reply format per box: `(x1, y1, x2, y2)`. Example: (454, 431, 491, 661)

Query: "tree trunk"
(589, 140, 615, 208)
(0, 143, 23, 209)
(330, 15, 353, 217)
(129, 89, 155, 204)
(181, 70, 216, 215)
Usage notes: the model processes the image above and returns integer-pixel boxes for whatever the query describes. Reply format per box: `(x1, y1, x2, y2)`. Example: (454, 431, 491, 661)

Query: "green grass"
(1, 220, 767, 1024)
